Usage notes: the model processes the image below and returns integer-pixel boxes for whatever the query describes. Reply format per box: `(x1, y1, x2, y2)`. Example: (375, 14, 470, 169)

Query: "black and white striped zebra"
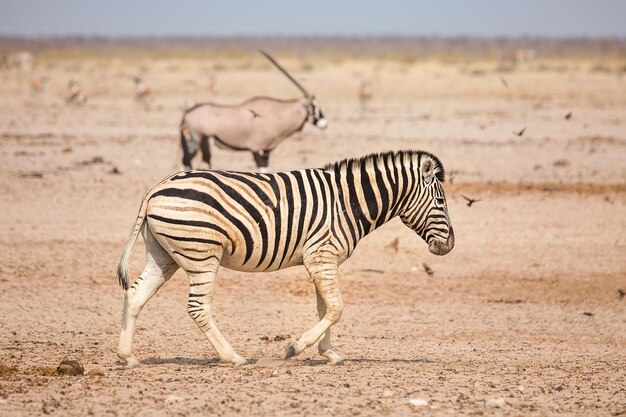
(116, 150, 455, 368)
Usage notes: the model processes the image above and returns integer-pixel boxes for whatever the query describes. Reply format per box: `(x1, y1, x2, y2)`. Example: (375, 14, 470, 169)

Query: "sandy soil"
(0, 55, 625, 416)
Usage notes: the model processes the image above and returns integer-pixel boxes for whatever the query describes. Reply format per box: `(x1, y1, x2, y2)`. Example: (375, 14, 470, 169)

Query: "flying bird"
(386, 237, 400, 253)
(461, 195, 481, 207)
(513, 126, 526, 137)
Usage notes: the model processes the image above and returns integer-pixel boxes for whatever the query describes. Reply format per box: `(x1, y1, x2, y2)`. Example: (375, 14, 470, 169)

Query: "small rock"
(165, 394, 182, 405)
(86, 368, 104, 377)
(57, 359, 84, 376)
(382, 389, 393, 398)
(485, 397, 505, 408)
(271, 370, 279, 377)
(409, 398, 430, 407)
(19, 172, 44, 179)
(110, 167, 121, 175)
(518, 385, 525, 393)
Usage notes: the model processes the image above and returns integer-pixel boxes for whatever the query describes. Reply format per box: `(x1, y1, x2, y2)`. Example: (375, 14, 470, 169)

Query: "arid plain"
(1, 45, 625, 416)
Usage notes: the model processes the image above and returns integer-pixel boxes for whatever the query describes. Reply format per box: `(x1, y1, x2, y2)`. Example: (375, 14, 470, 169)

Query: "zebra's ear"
(421, 158, 435, 181)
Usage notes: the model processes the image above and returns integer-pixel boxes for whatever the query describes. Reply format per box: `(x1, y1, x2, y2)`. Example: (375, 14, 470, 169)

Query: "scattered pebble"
(165, 394, 182, 405)
(86, 368, 105, 377)
(382, 389, 393, 398)
(552, 159, 570, 167)
(19, 172, 44, 179)
(485, 397, 505, 408)
(409, 398, 430, 407)
(57, 359, 84, 376)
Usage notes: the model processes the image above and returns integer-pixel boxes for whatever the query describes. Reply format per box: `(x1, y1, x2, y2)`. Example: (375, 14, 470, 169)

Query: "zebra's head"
(307, 96, 328, 130)
(400, 153, 455, 256)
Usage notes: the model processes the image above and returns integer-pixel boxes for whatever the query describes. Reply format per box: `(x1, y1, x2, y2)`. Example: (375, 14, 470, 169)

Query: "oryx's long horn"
(260, 50, 310, 97)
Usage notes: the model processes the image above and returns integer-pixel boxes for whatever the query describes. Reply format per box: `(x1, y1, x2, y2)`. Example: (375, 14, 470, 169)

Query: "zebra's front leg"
(186, 265, 247, 367)
(316, 289, 344, 365)
(284, 251, 343, 362)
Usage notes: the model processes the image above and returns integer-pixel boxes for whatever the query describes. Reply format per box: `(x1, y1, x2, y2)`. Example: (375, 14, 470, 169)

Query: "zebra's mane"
(322, 150, 445, 182)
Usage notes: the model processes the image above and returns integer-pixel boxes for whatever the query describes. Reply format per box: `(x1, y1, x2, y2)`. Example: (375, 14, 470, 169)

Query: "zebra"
(116, 150, 454, 368)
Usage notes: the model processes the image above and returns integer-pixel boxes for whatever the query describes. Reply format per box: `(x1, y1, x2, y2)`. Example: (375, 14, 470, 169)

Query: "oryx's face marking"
(400, 155, 455, 256)
(308, 97, 327, 130)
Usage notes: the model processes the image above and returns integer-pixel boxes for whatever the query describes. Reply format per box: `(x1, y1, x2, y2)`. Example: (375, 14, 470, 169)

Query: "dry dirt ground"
(0, 55, 625, 416)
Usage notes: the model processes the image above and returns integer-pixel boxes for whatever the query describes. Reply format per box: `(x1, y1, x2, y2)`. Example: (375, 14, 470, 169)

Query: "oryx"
(179, 51, 327, 171)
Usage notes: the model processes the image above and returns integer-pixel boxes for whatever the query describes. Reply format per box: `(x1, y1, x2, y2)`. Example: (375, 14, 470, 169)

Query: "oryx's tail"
(116, 195, 149, 290)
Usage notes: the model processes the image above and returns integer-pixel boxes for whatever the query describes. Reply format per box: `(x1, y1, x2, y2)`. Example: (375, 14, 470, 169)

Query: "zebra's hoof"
(120, 356, 140, 369)
(232, 356, 248, 368)
(283, 342, 298, 359)
(321, 349, 344, 366)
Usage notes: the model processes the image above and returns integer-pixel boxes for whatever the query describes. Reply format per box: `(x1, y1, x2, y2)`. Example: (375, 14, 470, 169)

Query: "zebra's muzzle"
(428, 226, 455, 256)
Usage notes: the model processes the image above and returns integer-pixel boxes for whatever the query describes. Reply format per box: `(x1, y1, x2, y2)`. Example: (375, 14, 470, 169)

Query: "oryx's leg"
(284, 247, 343, 362)
(200, 136, 212, 168)
(315, 288, 344, 365)
(252, 150, 270, 173)
(185, 252, 247, 367)
(118, 226, 179, 368)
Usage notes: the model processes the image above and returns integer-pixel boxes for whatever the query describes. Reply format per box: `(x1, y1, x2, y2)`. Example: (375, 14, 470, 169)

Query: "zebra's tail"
(116, 195, 149, 291)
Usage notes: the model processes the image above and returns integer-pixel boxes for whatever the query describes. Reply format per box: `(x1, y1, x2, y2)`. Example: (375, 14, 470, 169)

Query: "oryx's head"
(307, 96, 327, 130)
(261, 50, 328, 130)
(400, 152, 454, 256)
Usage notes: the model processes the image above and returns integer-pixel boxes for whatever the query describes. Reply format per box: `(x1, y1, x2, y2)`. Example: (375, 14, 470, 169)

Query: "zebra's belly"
(219, 246, 305, 273)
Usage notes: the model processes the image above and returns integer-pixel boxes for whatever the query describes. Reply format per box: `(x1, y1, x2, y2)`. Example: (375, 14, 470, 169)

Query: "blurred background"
(1, 1, 625, 416)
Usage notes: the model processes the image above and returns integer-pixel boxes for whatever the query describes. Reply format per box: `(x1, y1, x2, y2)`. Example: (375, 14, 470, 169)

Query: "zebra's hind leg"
(118, 226, 179, 368)
(315, 289, 344, 365)
(185, 257, 247, 367)
(284, 249, 343, 362)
